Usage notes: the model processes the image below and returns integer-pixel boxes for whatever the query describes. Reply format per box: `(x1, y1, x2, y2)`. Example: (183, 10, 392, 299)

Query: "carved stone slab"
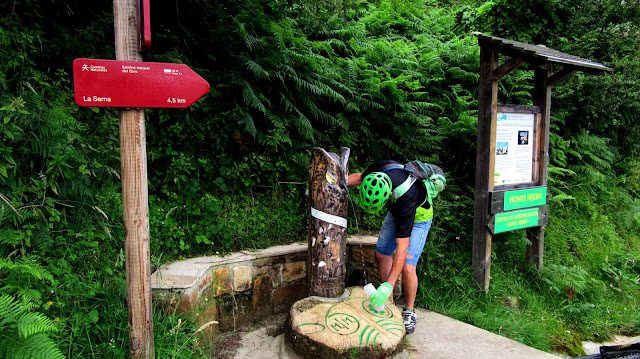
(284, 287, 405, 358)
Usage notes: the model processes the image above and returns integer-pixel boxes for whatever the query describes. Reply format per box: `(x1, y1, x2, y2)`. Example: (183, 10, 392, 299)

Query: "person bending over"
(347, 160, 445, 334)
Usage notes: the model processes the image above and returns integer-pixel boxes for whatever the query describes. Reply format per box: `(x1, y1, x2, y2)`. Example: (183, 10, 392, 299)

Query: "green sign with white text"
(493, 208, 540, 233)
(503, 187, 547, 211)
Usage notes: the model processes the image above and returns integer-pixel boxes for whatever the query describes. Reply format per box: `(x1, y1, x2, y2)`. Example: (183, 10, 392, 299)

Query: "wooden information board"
(472, 33, 612, 292)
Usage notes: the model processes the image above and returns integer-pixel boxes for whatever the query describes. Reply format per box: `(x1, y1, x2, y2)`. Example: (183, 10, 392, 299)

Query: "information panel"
(494, 112, 535, 185)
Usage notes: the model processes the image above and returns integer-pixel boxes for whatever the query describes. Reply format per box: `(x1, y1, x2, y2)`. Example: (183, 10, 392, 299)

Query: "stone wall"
(151, 235, 398, 337)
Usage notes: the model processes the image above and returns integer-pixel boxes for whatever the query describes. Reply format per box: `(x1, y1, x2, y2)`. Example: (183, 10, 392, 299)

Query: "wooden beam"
(492, 57, 525, 82)
(526, 227, 545, 272)
(115, 0, 154, 357)
(525, 65, 553, 273)
(532, 112, 542, 184)
(497, 104, 541, 114)
(476, 34, 612, 74)
(547, 67, 577, 87)
(472, 47, 499, 292)
(479, 38, 540, 67)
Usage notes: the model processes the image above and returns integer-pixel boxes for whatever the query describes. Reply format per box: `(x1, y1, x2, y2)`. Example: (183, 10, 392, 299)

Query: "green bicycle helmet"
(359, 172, 392, 214)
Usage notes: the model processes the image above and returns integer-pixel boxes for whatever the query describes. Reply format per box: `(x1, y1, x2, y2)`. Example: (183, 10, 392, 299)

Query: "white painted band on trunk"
(311, 207, 347, 228)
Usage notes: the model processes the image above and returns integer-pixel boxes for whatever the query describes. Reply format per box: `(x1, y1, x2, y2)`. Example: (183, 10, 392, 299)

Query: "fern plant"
(0, 218, 63, 359)
(0, 295, 63, 359)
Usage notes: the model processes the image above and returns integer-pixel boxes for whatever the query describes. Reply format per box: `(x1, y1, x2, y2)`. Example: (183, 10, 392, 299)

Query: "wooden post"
(307, 147, 350, 297)
(526, 64, 552, 273)
(472, 45, 498, 292)
(114, 0, 154, 357)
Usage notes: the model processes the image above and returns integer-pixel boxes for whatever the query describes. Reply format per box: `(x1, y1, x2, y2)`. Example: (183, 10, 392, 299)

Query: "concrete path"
(392, 309, 562, 359)
(232, 307, 563, 359)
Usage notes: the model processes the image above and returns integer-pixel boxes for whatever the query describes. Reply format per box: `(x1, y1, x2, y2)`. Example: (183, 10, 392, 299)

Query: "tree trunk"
(307, 147, 350, 297)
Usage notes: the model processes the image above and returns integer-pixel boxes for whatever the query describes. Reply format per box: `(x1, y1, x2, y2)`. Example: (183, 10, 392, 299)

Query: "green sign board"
(503, 187, 547, 211)
(493, 208, 540, 234)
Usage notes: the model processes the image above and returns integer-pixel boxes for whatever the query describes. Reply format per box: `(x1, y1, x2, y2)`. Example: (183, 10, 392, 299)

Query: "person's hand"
(370, 282, 393, 306)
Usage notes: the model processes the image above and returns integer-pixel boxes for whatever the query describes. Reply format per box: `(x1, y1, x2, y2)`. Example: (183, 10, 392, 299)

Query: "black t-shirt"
(363, 160, 428, 238)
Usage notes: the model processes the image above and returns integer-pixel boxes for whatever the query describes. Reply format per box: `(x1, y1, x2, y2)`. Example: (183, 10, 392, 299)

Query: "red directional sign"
(73, 58, 210, 108)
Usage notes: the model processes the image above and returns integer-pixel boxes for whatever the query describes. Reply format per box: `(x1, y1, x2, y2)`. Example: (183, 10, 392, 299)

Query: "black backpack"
(381, 160, 446, 206)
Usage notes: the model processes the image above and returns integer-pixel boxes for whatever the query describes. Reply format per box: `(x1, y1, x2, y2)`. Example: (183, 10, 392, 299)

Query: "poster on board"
(494, 112, 534, 185)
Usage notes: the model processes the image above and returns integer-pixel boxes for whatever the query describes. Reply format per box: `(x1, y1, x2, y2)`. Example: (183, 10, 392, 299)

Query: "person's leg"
(374, 212, 397, 302)
(376, 251, 393, 282)
(401, 219, 432, 334)
(402, 219, 432, 300)
(375, 212, 396, 283)
(402, 263, 418, 309)
(401, 262, 420, 334)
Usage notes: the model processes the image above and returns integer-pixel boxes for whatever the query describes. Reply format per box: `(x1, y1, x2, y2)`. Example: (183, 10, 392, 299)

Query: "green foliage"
(153, 305, 210, 359)
(0, 237, 62, 359)
(1, 0, 640, 357)
(471, 0, 566, 43)
(149, 185, 307, 257)
(143, 0, 481, 194)
(543, 200, 640, 343)
(475, 0, 640, 160)
(0, 295, 64, 359)
(1, 2, 128, 357)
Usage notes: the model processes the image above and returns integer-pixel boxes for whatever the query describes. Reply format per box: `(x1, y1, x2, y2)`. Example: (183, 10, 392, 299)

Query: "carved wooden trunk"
(307, 147, 350, 298)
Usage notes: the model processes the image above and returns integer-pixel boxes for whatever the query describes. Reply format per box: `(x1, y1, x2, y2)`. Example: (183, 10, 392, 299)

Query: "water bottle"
(363, 283, 385, 311)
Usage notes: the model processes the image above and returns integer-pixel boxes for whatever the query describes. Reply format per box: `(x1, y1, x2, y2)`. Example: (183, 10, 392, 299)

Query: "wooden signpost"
(472, 33, 612, 292)
(113, 1, 154, 357)
(72, 1, 209, 357)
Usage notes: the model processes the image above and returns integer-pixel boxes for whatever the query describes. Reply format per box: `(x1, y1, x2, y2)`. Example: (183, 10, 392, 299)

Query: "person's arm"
(347, 173, 363, 187)
(386, 237, 409, 287)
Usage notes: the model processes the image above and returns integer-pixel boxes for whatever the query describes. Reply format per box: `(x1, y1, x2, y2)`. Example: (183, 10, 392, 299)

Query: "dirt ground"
(209, 312, 288, 359)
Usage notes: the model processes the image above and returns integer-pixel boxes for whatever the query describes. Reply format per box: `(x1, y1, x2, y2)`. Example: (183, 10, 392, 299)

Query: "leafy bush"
(149, 185, 308, 258)
(2, 0, 640, 357)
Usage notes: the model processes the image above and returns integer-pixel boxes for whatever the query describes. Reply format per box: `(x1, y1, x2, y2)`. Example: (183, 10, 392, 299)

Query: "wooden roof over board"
(473, 32, 612, 75)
